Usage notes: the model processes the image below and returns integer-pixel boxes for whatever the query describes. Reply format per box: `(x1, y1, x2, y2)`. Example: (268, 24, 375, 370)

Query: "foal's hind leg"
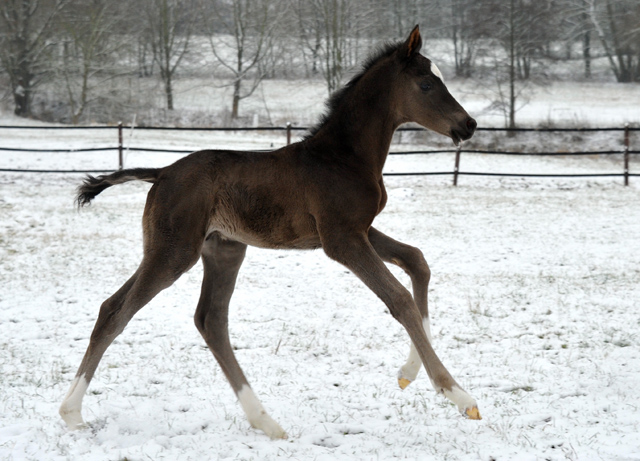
(194, 234, 286, 439)
(59, 247, 201, 429)
(368, 227, 432, 390)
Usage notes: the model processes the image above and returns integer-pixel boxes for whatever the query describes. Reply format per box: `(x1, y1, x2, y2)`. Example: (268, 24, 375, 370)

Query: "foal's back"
(145, 146, 323, 251)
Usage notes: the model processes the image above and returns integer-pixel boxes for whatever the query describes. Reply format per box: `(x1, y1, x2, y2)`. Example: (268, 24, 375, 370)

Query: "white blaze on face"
(430, 62, 444, 82)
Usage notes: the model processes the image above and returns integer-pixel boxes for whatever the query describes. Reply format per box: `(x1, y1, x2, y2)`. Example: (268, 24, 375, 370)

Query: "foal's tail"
(76, 168, 160, 207)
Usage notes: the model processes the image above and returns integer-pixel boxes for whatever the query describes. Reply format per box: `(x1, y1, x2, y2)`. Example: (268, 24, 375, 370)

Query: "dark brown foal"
(60, 25, 480, 439)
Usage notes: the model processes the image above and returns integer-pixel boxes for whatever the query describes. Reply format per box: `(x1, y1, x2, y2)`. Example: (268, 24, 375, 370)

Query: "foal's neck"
(307, 65, 400, 176)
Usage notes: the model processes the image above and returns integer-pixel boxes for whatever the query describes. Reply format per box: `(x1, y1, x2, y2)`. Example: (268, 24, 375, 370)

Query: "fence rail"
(0, 123, 638, 185)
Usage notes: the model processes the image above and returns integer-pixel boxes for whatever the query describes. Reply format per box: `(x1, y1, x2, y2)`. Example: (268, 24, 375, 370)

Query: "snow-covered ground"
(1, 110, 640, 460)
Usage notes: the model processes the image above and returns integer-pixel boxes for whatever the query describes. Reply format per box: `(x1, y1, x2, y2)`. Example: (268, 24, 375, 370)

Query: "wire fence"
(0, 123, 638, 185)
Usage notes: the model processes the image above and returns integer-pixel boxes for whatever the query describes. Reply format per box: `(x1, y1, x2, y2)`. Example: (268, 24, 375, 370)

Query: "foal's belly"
(209, 225, 322, 250)
(207, 180, 322, 250)
(208, 210, 321, 250)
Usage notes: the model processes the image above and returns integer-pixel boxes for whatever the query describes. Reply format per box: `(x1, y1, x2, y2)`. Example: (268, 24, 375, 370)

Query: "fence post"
(118, 121, 123, 170)
(453, 144, 462, 186)
(624, 123, 629, 186)
(286, 122, 292, 146)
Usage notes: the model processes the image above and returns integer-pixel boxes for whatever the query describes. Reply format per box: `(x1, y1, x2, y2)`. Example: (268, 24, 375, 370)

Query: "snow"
(1, 81, 640, 459)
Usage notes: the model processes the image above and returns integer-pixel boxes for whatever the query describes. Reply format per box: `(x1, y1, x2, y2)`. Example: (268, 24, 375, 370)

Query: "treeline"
(0, 0, 638, 125)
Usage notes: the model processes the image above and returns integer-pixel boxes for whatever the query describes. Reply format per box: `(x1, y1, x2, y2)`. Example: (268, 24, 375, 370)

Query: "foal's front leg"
(368, 227, 432, 390)
(322, 231, 481, 419)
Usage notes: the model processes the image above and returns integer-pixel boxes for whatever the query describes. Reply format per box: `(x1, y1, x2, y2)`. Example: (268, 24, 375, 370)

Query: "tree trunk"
(13, 61, 32, 116)
(508, 0, 516, 130)
(605, 0, 630, 82)
(13, 84, 30, 116)
(583, 30, 591, 79)
(452, 0, 471, 78)
(165, 72, 173, 110)
(312, 34, 320, 74)
(232, 79, 240, 119)
(582, 13, 591, 79)
(452, 0, 460, 76)
(13, 47, 33, 116)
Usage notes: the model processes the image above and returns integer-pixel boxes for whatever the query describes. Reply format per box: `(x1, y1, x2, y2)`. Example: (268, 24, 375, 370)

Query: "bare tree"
(292, 0, 323, 76)
(450, 0, 474, 77)
(0, 0, 67, 116)
(445, 0, 491, 78)
(292, 0, 392, 86)
(145, 0, 192, 110)
(58, 0, 122, 123)
(389, 0, 436, 37)
(206, 0, 281, 119)
(587, 0, 640, 82)
(136, 33, 154, 78)
(318, 0, 350, 94)
(478, 0, 555, 128)
(297, 0, 372, 95)
(556, 0, 594, 79)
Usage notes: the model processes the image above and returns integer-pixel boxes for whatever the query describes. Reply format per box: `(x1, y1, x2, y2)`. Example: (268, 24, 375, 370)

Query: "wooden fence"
(0, 123, 637, 186)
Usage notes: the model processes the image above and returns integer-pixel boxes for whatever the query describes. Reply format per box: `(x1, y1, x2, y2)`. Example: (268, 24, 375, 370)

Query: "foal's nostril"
(452, 117, 477, 144)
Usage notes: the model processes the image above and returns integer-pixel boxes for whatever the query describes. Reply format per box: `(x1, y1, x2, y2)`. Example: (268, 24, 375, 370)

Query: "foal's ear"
(400, 25, 422, 59)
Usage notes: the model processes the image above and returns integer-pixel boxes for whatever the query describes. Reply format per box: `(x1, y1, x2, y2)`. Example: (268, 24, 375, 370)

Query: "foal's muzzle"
(451, 117, 477, 145)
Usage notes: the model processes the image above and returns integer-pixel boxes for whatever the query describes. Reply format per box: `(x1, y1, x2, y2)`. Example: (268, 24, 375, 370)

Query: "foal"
(60, 26, 480, 439)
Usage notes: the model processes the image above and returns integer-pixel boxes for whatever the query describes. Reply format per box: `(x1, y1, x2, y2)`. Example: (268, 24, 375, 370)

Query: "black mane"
(305, 41, 402, 139)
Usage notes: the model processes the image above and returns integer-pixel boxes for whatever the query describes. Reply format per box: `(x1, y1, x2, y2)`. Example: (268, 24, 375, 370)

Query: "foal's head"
(394, 26, 476, 145)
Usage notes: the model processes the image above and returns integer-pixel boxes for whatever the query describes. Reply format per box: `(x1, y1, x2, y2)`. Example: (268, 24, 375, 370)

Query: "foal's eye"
(420, 82, 431, 91)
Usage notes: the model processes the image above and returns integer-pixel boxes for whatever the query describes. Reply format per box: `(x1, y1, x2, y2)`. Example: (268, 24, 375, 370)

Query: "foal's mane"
(305, 41, 402, 139)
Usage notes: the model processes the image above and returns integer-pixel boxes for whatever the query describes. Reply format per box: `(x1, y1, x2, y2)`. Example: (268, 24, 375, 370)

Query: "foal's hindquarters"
(59, 157, 291, 438)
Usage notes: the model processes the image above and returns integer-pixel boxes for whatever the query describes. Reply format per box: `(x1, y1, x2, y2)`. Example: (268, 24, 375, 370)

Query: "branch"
(587, 0, 620, 79)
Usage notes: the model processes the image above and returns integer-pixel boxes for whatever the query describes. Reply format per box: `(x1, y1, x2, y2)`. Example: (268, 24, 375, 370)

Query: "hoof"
(398, 377, 412, 390)
(267, 427, 288, 440)
(251, 419, 288, 440)
(59, 409, 87, 430)
(464, 406, 482, 420)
